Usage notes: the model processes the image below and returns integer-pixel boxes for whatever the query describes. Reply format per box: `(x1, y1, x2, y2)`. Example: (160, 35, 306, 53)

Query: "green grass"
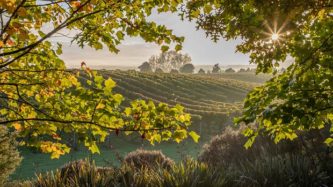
(12, 71, 267, 180)
(12, 137, 202, 180)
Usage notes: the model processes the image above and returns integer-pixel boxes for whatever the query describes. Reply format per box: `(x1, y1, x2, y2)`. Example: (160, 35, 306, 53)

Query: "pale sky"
(58, 12, 250, 68)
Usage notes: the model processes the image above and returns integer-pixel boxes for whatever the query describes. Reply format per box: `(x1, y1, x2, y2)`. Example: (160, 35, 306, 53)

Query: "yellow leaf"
(12, 123, 22, 131)
(17, 7, 27, 17)
(189, 131, 200, 143)
(96, 103, 105, 109)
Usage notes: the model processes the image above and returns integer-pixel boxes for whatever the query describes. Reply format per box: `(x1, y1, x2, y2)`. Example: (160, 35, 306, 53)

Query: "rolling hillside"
(101, 70, 262, 121)
(13, 70, 269, 180)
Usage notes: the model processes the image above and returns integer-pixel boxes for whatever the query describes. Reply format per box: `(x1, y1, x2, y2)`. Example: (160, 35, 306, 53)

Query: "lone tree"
(147, 50, 192, 72)
(138, 62, 152, 73)
(183, 0, 333, 146)
(180, 64, 195, 74)
(212, 64, 221, 74)
(198, 68, 205, 74)
(225, 68, 236, 73)
(0, 0, 200, 158)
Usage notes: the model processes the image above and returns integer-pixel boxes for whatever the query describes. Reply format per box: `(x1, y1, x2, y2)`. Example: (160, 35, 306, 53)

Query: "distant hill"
(97, 70, 268, 137)
(195, 64, 257, 72)
(68, 64, 258, 73)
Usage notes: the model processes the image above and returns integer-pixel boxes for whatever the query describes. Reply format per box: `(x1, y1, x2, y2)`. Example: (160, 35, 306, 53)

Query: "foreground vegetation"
(7, 125, 333, 187)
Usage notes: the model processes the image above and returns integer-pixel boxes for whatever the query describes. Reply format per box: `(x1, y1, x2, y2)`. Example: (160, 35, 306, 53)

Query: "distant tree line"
(138, 52, 260, 74)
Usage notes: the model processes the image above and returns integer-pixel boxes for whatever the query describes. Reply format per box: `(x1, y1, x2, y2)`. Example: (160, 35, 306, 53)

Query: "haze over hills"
(66, 64, 258, 72)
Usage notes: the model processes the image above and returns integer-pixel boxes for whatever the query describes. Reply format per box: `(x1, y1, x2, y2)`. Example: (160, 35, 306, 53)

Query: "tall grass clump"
(32, 159, 117, 187)
(22, 157, 229, 187)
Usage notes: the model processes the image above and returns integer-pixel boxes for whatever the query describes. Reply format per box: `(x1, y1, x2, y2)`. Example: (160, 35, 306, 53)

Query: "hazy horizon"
(59, 12, 250, 68)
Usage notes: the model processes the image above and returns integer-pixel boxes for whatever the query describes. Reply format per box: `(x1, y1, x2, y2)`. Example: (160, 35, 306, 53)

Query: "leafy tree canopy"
(182, 1, 333, 146)
(238, 68, 246, 73)
(138, 62, 153, 73)
(198, 68, 205, 74)
(147, 50, 192, 72)
(170, 69, 179, 74)
(225, 68, 235, 73)
(179, 63, 195, 74)
(0, 0, 200, 158)
(212, 63, 221, 74)
(155, 68, 164, 73)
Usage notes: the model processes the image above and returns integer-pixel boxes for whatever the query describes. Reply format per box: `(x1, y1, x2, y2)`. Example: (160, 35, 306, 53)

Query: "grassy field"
(12, 71, 269, 180)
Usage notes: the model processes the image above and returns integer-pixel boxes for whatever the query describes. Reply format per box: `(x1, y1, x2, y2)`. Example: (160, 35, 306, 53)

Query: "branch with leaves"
(0, 0, 199, 158)
(181, 0, 333, 146)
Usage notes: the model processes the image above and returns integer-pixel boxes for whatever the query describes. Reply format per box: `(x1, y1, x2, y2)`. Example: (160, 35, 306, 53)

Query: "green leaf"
(189, 131, 200, 143)
(89, 142, 100, 154)
(175, 44, 182, 51)
(324, 138, 333, 146)
(104, 78, 116, 93)
(161, 45, 169, 52)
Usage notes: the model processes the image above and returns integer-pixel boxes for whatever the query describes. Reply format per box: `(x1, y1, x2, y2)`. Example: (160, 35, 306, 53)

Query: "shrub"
(198, 125, 256, 168)
(198, 125, 303, 169)
(123, 149, 174, 170)
(0, 126, 22, 185)
(199, 124, 333, 186)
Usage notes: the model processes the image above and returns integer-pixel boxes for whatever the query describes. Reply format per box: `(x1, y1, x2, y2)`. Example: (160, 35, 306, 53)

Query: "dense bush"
(123, 149, 174, 170)
(0, 126, 22, 185)
(199, 125, 332, 166)
(199, 124, 333, 186)
(199, 125, 257, 168)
